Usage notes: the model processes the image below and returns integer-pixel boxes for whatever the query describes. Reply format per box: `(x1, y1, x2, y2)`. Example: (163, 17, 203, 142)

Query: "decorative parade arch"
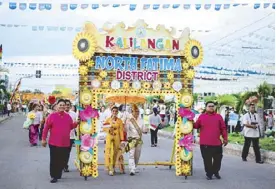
(72, 20, 203, 180)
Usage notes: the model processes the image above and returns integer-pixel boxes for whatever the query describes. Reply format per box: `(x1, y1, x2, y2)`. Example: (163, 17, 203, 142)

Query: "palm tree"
(256, 82, 272, 137)
(0, 79, 8, 100)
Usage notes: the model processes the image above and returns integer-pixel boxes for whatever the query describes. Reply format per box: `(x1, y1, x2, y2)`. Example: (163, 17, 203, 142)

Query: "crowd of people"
(22, 97, 273, 183)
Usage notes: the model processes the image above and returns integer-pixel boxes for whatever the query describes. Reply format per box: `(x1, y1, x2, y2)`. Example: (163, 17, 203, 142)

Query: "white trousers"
(129, 144, 142, 173)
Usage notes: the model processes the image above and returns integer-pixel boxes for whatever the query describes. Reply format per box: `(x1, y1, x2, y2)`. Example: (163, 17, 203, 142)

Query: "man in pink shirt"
(42, 99, 78, 183)
(194, 101, 228, 180)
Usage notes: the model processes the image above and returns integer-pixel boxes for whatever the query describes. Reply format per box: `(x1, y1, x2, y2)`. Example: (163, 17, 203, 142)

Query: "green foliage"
(0, 104, 4, 112)
(228, 133, 275, 152)
(52, 90, 62, 95)
(162, 125, 175, 132)
(33, 89, 43, 94)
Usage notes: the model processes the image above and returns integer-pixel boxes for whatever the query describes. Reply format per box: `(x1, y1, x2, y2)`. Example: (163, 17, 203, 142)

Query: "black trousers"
(64, 139, 75, 169)
(39, 125, 44, 141)
(200, 145, 223, 176)
(49, 145, 69, 179)
(242, 137, 261, 162)
(150, 128, 158, 145)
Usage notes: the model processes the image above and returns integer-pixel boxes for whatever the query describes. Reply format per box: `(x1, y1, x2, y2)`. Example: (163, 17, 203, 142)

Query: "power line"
(206, 12, 274, 47)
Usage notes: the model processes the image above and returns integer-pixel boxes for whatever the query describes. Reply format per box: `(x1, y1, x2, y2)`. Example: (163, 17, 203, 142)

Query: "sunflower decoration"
(167, 71, 174, 80)
(143, 82, 151, 89)
(99, 71, 107, 78)
(186, 69, 195, 79)
(79, 65, 89, 76)
(82, 77, 88, 82)
(81, 165, 93, 177)
(86, 60, 95, 67)
(182, 163, 191, 175)
(183, 39, 203, 67)
(164, 82, 171, 89)
(182, 62, 189, 70)
(122, 81, 130, 89)
(72, 32, 97, 62)
(102, 81, 110, 88)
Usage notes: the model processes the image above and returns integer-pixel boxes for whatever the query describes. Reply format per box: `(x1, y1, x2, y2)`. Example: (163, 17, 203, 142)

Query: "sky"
(0, 0, 275, 94)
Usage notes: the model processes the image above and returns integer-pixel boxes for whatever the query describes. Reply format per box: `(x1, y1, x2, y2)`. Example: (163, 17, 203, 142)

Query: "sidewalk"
(0, 113, 19, 123)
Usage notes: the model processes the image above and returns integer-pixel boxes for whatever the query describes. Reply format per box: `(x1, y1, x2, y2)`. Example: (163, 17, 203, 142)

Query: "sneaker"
(214, 173, 221, 179)
(242, 158, 247, 162)
(64, 168, 69, 172)
(206, 175, 212, 180)
(50, 178, 58, 183)
(108, 171, 114, 176)
(151, 145, 155, 147)
(256, 161, 264, 164)
(135, 168, 140, 173)
(130, 172, 135, 176)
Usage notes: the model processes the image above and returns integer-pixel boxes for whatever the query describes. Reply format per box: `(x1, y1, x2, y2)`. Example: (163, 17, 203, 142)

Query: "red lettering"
(125, 71, 131, 80)
(152, 72, 158, 80)
(116, 70, 122, 80)
(172, 40, 179, 50)
(132, 71, 137, 80)
(148, 39, 156, 49)
(130, 37, 133, 48)
(106, 36, 114, 47)
(146, 72, 152, 81)
(137, 72, 143, 81)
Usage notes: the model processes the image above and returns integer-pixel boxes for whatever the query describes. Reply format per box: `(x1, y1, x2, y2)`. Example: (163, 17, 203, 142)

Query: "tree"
(0, 79, 8, 100)
(33, 89, 43, 94)
(52, 90, 62, 95)
(257, 81, 272, 108)
(20, 89, 32, 93)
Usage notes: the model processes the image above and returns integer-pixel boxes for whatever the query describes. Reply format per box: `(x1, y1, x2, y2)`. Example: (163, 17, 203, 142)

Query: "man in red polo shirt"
(194, 101, 228, 180)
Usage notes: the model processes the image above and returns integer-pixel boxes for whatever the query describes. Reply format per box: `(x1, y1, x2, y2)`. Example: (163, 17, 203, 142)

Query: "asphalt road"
(0, 115, 274, 189)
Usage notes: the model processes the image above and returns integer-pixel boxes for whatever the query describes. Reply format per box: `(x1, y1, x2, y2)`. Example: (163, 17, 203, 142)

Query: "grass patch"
(162, 126, 175, 132)
(228, 133, 275, 152)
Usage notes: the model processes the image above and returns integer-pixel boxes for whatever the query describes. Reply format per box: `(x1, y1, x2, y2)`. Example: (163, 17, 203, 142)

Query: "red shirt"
(42, 111, 77, 147)
(194, 112, 228, 146)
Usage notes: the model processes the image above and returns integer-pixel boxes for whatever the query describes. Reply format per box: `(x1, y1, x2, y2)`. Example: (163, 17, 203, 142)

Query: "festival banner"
(10, 78, 22, 103)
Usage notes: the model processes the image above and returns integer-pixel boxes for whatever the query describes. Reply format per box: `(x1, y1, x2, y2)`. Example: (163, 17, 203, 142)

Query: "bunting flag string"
(3, 62, 275, 76)
(0, 24, 211, 33)
(2, 2, 275, 11)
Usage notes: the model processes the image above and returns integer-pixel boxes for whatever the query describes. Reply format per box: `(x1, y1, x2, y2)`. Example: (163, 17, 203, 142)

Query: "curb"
(158, 130, 275, 164)
(0, 113, 19, 124)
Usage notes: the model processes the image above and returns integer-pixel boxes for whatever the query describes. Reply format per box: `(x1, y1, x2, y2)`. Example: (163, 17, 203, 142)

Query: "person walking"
(63, 100, 77, 172)
(103, 106, 125, 176)
(241, 103, 264, 164)
(194, 101, 228, 180)
(149, 108, 162, 147)
(7, 102, 12, 116)
(42, 99, 79, 183)
(126, 104, 148, 175)
(28, 103, 43, 147)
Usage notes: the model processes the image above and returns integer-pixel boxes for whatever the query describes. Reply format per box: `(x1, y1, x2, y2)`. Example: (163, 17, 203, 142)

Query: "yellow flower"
(182, 62, 189, 69)
(79, 65, 89, 76)
(186, 69, 195, 79)
(81, 166, 92, 176)
(167, 72, 174, 80)
(183, 39, 203, 67)
(87, 60, 95, 67)
(143, 82, 151, 89)
(102, 81, 109, 88)
(73, 32, 97, 62)
(82, 77, 88, 82)
(27, 112, 36, 120)
(99, 71, 107, 78)
(164, 82, 171, 89)
(182, 163, 191, 175)
(122, 82, 129, 89)
(97, 77, 102, 81)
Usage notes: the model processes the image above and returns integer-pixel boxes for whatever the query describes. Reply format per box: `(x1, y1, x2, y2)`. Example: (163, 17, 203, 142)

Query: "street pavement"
(0, 115, 274, 189)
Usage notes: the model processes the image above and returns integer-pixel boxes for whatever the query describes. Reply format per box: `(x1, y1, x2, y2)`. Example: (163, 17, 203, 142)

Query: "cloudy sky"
(0, 0, 274, 93)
